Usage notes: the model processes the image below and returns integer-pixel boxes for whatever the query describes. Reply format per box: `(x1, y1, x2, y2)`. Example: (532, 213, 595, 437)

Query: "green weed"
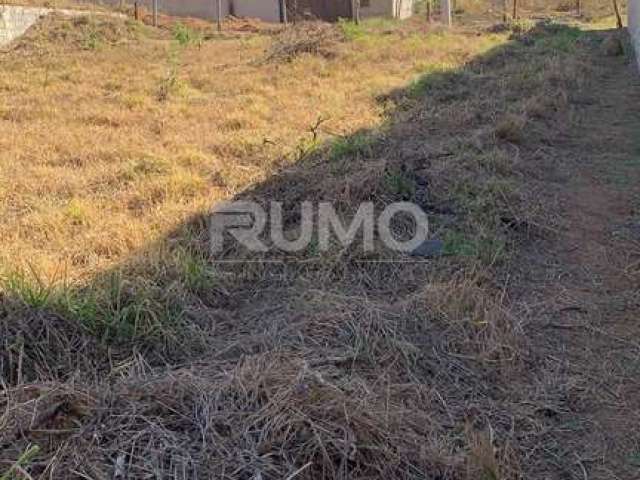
(330, 133, 374, 161)
(84, 29, 101, 50)
(536, 27, 583, 52)
(1, 267, 59, 310)
(173, 23, 202, 47)
(338, 19, 366, 41)
(0, 445, 40, 480)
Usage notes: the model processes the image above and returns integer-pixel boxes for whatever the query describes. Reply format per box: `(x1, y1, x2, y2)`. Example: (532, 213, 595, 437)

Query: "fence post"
(152, 0, 158, 26)
(280, 0, 288, 24)
(216, 0, 222, 32)
(442, 0, 452, 26)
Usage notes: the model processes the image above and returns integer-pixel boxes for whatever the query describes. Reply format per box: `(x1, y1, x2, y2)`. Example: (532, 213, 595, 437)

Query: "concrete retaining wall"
(631, 0, 639, 68)
(0, 6, 116, 47)
(0, 6, 48, 47)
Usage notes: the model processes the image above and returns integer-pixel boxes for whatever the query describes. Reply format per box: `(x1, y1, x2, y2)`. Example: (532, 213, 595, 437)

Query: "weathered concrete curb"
(631, 0, 640, 69)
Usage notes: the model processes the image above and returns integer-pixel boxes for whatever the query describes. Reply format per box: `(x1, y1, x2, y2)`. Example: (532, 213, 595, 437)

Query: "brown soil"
(520, 33, 640, 478)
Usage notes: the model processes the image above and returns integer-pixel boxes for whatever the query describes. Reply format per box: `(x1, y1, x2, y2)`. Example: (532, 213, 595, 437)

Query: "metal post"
(279, 0, 288, 24)
(216, 0, 222, 32)
(442, 0, 452, 26)
(152, 0, 158, 26)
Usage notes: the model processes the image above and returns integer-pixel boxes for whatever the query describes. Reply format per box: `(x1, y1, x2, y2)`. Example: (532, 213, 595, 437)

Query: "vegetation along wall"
(631, 0, 639, 68)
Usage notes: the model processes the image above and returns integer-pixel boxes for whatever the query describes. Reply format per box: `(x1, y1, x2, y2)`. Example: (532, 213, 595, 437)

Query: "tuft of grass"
(495, 113, 527, 144)
(175, 248, 217, 293)
(0, 445, 40, 480)
(172, 22, 202, 47)
(338, 18, 366, 40)
(329, 132, 375, 161)
(84, 28, 102, 50)
(535, 25, 583, 52)
(1, 268, 59, 310)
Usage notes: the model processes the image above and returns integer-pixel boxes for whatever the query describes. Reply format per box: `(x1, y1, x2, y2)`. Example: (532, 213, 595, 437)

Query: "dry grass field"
(0, 13, 502, 281)
(1, 2, 639, 479)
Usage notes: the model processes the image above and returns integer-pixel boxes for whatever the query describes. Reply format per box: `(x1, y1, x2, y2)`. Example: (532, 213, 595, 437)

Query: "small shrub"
(1, 268, 58, 310)
(266, 22, 344, 63)
(84, 29, 101, 50)
(173, 23, 201, 46)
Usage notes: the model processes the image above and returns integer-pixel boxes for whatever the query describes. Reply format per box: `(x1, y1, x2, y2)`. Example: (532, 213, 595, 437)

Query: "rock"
(601, 35, 624, 57)
(410, 239, 444, 258)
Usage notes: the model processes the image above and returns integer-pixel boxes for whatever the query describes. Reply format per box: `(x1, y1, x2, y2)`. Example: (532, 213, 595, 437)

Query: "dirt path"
(525, 35, 640, 479)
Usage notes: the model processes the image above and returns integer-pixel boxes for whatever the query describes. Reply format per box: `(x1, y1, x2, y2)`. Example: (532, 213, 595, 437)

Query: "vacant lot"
(0, 14, 502, 280)
(2, 4, 639, 480)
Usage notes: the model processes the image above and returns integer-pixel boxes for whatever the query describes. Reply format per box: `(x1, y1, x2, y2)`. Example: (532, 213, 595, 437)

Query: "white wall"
(631, 0, 639, 69)
(393, 0, 413, 19)
(0, 6, 48, 47)
(233, 0, 280, 22)
(96, 0, 230, 20)
(98, 0, 281, 22)
(360, 0, 413, 19)
(360, 0, 391, 18)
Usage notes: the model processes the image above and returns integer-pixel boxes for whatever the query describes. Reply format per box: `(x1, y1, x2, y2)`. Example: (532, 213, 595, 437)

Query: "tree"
(442, 0, 452, 26)
(352, 0, 361, 25)
(280, 0, 288, 24)
(612, 0, 623, 29)
(512, 0, 518, 20)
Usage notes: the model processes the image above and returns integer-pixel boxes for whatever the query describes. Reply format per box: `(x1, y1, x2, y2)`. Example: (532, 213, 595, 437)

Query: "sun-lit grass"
(0, 13, 506, 284)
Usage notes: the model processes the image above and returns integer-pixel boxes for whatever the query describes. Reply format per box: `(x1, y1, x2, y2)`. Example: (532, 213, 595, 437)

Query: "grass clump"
(172, 22, 202, 46)
(338, 18, 366, 40)
(330, 132, 376, 161)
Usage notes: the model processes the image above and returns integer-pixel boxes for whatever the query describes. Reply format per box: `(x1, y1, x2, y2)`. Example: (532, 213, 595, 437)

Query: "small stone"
(410, 239, 444, 258)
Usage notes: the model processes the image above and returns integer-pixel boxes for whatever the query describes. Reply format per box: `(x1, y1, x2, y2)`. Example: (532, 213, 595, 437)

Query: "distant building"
(99, 0, 413, 23)
(293, 0, 414, 21)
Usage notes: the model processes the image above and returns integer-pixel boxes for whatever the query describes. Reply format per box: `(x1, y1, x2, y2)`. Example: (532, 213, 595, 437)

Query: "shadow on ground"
(1, 21, 633, 480)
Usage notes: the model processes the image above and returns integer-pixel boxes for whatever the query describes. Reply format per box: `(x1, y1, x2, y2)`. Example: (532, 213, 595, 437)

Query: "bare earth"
(521, 35, 640, 479)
